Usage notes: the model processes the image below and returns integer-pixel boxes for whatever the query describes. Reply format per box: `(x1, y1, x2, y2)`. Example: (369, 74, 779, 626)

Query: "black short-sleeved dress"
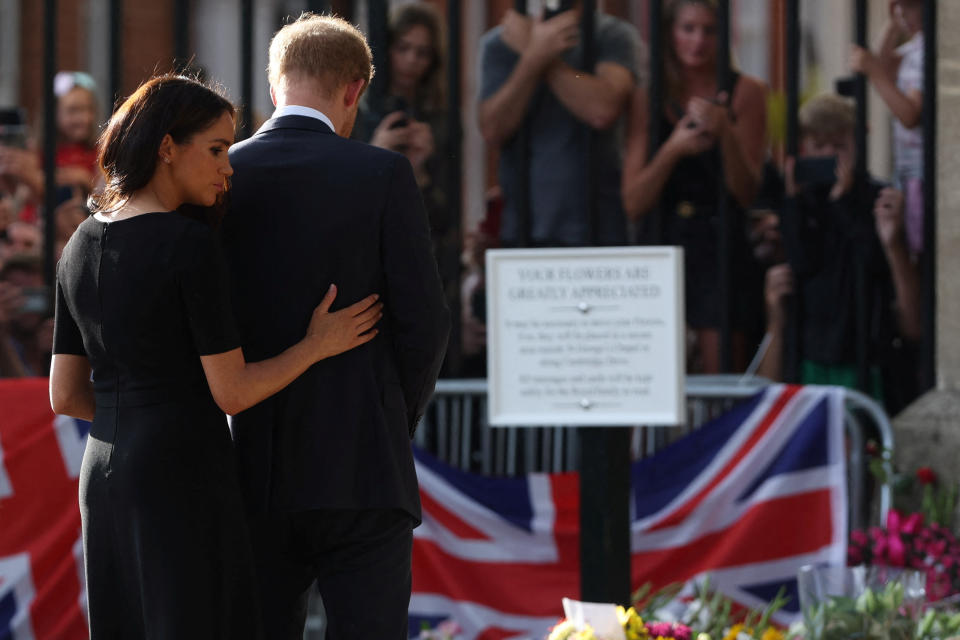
(53, 211, 261, 639)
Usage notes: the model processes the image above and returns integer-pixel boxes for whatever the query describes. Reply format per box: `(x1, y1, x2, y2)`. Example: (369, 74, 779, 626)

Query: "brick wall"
(18, 0, 175, 127)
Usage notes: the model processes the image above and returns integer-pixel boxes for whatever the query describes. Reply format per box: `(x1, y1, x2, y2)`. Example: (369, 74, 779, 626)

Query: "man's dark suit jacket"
(222, 114, 450, 522)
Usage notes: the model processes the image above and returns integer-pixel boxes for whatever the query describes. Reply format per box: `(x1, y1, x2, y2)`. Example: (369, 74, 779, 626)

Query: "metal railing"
(415, 375, 894, 531)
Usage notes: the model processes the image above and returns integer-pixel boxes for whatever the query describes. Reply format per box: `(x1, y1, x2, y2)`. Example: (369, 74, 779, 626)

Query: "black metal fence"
(30, 0, 938, 390)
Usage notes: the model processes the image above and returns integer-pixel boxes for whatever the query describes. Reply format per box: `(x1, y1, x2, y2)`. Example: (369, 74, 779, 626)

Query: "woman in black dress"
(48, 75, 382, 639)
(621, 0, 767, 372)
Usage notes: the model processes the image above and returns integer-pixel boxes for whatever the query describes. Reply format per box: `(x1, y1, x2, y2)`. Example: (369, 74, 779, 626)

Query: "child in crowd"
(52, 71, 100, 193)
(0, 71, 99, 225)
(758, 94, 921, 410)
(851, 0, 925, 256)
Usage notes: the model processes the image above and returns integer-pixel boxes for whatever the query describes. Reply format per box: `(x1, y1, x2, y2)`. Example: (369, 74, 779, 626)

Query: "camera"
(544, 0, 576, 19)
(0, 108, 28, 149)
(19, 286, 50, 315)
(383, 96, 410, 130)
(794, 156, 837, 187)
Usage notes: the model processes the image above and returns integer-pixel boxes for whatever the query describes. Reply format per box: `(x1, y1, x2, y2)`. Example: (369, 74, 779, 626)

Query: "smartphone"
(384, 96, 410, 130)
(19, 286, 50, 315)
(0, 108, 27, 149)
(794, 156, 837, 186)
(544, 0, 576, 19)
(835, 77, 857, 98)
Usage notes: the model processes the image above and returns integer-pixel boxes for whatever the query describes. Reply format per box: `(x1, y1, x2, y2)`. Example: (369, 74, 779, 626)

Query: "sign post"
(486, 247, 684, 604)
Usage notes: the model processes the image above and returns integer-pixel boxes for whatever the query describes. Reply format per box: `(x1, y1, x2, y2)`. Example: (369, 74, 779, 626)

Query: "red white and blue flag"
(0, 378, 88, 640)
(0, 381, 845, 640)
(410, 384, 848, 638)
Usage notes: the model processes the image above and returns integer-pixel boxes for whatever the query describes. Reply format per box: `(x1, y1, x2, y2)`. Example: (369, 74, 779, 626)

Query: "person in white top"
(850, 0, 925, 256)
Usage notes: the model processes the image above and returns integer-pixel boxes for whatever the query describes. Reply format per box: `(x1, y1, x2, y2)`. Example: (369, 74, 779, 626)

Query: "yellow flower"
(548, 620, 577, 640)
(760, 628, 784, 640)
(723, 624, 747, 640)
(617, 606, 649, 640)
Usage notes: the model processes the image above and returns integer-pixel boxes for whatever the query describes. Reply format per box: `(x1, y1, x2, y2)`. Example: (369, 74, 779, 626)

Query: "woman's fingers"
(345, 294, 380, 317)
(353, 328, 379, 346)
(353, 302, 383, 327)
(355, 310, 383, 334)
(317, 284, 337, 314)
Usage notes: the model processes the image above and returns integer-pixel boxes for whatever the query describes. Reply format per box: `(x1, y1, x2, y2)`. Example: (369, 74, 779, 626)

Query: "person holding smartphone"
(353, 3, 460, 363)
(621, 0, 768, 374)
(758, 93, 921, 411)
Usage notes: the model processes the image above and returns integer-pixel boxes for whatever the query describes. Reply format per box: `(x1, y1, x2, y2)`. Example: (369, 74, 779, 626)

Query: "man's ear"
(269, 85, 278, 107)
(342, 78, 367, 109)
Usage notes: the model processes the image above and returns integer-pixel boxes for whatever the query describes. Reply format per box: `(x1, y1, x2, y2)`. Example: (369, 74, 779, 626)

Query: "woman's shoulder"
(731, 73, 768, 111)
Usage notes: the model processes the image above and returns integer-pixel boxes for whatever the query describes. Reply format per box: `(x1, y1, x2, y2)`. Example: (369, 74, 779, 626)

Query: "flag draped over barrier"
(410, 384, 848, 639)
(0, 382, 846, 640)
(0, 378, 88, 640)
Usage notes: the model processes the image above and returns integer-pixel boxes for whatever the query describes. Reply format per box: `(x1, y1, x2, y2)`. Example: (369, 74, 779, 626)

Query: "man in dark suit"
(222, 14, 449, 640)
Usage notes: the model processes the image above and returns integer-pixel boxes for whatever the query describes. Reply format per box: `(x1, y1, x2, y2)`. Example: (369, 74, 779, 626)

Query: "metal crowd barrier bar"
(921, 0, 937, 391)
(417, 376, 893, 531)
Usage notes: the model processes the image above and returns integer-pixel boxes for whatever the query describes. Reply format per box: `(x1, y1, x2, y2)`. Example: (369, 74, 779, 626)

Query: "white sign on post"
(485, 247, 684, 427)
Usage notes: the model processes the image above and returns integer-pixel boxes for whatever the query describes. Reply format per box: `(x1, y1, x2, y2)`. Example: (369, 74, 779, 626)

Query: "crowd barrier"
(414, 375, 893, 532)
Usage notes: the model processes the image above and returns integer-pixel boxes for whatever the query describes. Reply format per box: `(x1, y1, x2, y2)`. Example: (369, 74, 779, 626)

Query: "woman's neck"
(679, 65, 718, 99)
(100, 184, 177, 220)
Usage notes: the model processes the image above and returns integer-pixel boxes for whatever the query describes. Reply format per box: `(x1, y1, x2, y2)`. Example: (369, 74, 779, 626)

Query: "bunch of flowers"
(546, 606, 699, 640)
(849, 508, 960, 602)
(547, 580, 790, 640)
(720, 624, 784, 640)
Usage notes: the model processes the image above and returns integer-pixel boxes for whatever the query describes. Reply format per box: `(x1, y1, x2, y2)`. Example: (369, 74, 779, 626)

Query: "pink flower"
(851, 529, 869, 547)
(672, 623, 693, 640)
(849, 547, 864, 565)
(886, 509, 924, 536)
(646, 622, 674, 637)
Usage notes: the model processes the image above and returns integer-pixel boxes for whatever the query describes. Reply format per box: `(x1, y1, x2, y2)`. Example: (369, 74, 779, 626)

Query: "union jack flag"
(409, 384, 847, 638)
(0, 378, 89, 640)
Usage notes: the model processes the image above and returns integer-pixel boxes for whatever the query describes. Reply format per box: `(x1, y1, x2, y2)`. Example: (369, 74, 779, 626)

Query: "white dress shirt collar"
(272, 105, 336, 134)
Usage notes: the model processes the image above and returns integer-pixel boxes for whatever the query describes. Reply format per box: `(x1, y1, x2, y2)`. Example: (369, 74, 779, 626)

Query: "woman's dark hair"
(90, 74, 235, 218)
(387, 2, 446, 112)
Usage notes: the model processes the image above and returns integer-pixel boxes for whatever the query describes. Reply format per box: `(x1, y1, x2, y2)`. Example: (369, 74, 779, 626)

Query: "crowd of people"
(467, 0, 928, 414)
(0, 0, 930, 414)
(0, 70, 101, 376)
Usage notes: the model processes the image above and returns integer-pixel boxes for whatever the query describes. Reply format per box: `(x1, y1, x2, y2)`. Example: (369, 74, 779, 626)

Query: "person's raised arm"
(200, 287, 381, 416)
(850, 43, 923, 130)
(478, 10, 578, 146)
(874, 187, 922, 341)
(621, 87, 715, 219)
(756, 263, 794, 382)
(687, 78, 768, 209)
(545, 61, 633, 130)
